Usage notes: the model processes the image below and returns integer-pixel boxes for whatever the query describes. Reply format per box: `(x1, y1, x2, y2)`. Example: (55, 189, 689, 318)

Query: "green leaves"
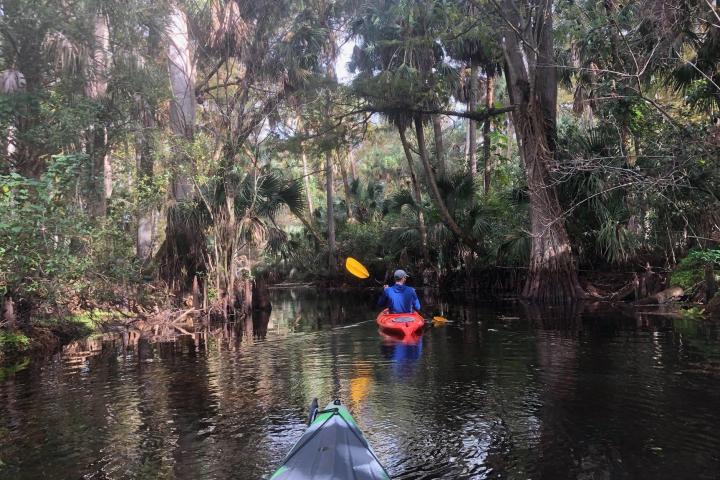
(671, 249, 720, 290)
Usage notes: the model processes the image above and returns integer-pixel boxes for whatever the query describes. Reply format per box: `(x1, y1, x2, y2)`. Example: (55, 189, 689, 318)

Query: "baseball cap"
(393, 269, 409, 280)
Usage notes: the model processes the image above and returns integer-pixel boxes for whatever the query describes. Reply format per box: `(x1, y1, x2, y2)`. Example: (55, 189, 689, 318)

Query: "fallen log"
(172, 308, 198, 324)
(633, 286, 684, 305)
(583, 282, 608, 299)
(609, 274, 640, 302)
(173, 324, 193, 336)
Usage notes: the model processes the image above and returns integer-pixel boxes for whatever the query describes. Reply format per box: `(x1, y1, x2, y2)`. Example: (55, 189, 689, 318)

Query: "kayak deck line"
(271, 400, 391, 480)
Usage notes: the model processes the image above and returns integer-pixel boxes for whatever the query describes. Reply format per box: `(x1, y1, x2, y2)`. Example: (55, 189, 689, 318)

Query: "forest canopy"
(1, 0, 720, 326)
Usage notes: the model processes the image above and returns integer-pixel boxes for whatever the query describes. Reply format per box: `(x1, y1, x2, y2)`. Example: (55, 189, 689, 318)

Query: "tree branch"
(345, 105, 515, 123)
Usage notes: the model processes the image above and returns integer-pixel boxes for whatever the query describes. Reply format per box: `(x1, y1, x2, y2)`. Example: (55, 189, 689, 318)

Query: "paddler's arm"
(377, 286, 389, 307)
(412, 289, 421, 312)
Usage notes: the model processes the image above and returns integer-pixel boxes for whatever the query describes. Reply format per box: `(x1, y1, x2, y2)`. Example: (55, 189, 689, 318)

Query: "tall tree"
(338, 150, 355, 221)
(499, 0, 584, 301)
(482, 74, 495, 192)
(350, 0, 483, 254)
(467, 64, 479, 176)
(398, 125, 431, 265)
(158, 1, 202, 293)
(86, 8, 112, 217)
(443, 0, 501, 186)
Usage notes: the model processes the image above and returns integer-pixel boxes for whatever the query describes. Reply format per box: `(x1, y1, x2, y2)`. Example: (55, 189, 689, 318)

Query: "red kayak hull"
(376, 310, 425, 339)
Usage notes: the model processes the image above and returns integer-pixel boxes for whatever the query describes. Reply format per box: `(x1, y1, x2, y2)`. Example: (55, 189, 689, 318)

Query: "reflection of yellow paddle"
(345, 257, 448, 324)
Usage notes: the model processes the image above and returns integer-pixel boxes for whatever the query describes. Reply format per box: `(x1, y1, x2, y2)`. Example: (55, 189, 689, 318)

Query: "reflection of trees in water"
(522, 301, 585, 478)
(253, 308, 271, 339)
(265, 288, 374, 332)
(4, 290, 720, 479)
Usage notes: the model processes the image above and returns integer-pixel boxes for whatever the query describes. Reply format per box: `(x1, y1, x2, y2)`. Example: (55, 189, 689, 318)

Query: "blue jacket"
(378, 284, 420, 314)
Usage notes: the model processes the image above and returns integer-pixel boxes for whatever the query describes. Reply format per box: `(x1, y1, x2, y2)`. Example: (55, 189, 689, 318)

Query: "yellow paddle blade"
(432, 316, 448, 324)
(345, 257, 370, 279)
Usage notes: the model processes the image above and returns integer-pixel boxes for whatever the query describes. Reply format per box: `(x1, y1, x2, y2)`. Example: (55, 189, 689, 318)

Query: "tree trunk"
(136, 98, 156, 263)
(348, 148, 357, 182)
(158, 3, 202, 293)
(252, 273, 272, 311)
(338, 151, 354, 221)
(326, 150, 337, 272)
(136, 29, 160, 264)
(414, 116, 481, 254)
(324, 28, 338, 273)
(2, 296, 15, 328)
(166, 3, 196, 200)
(483, 74, 495, 193)
(87, 12, 111, 218)
(300, 135, 314, 215)
(501, 0, 584, 302)
(432, 116, 446, 178)
(708, 291, 720, 319)
(468, 63, 478, 177)
(518, 109, 584, 302)
(88, 128, 112, 218)
(398, 126, 430, 265)
(506, 118, 514, 163)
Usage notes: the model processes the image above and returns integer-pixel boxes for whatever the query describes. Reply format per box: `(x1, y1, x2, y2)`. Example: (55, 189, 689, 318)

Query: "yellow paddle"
(345, 257, 371, 279)
(344, 257, 448, 324)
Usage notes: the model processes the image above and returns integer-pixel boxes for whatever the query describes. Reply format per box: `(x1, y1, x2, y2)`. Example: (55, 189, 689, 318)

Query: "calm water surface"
(1, 289, 720, 479)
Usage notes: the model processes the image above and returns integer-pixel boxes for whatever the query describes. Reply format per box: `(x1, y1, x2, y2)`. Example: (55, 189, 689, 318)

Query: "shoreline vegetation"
(2, 0, 720, 360)
(2, 270, 719, 366)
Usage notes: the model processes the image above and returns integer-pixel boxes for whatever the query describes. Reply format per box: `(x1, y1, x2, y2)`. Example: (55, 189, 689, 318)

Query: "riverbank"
(4, 289, 713, 367)
(3, 264, 719, 366)
(0, 308, 145, 366)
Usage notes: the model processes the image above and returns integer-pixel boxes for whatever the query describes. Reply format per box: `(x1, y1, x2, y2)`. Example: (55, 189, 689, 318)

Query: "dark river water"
(2, 289, 720, 479)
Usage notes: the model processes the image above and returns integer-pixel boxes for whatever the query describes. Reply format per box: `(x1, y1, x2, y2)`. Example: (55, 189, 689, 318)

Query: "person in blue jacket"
(378, 269, 420, 314)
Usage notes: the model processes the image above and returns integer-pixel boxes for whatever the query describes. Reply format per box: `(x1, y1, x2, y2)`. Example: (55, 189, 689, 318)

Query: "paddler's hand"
(383, 284, 389, 289)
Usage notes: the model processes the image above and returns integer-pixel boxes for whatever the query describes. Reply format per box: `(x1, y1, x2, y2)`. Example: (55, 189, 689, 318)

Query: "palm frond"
(596, 219, 638, 265)
(387, 189, 417, 212)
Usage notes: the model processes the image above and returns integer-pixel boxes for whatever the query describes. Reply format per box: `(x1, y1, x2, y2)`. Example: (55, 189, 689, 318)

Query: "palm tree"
(350, 0, 482, 255)
(443, 0, 502, 190)
(191, 169, 305, 313)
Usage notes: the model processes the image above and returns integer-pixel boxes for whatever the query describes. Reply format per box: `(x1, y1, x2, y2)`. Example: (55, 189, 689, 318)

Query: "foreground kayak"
(376, 309, 425, 339)
(271, 399, 390, 480)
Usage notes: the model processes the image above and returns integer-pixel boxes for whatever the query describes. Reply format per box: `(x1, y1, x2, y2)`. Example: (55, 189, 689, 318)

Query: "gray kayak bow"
(271, 400, 390, 480)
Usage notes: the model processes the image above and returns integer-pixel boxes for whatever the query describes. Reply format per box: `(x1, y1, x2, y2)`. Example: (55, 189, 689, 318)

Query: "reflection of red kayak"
(379, 330, 422, 345)
(376, 309, 425, 339)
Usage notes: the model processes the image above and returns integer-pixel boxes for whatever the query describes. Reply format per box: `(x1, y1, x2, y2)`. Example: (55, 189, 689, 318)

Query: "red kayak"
(376, 309, 425, 339)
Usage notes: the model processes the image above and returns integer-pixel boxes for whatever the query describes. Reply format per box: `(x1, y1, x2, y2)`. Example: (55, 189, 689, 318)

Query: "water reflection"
(380, 335, 423, 380)
(0, 291, 719, 480)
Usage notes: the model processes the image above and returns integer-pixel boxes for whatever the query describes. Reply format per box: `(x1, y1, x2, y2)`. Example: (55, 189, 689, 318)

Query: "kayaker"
(378, 269, 421, 314)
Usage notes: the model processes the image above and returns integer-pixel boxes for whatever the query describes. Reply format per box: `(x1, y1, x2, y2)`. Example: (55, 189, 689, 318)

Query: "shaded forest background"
(2, 0, 720, 337)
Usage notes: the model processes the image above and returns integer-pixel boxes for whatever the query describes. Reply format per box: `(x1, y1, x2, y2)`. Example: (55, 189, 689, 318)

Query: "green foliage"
(596, 219, 638, 265)
(0, 331, 30, 354)
(0, 155, 140, 311)
(670, 249, 720, 290)
(62, 309, 122, 329)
